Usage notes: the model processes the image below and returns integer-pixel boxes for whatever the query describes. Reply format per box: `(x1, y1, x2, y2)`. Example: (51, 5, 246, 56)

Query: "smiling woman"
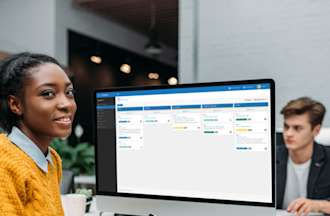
(0, 52, 77, 216)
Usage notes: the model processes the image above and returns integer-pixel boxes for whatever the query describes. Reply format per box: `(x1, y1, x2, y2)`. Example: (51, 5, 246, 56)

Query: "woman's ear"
(8, 95, 23, 116)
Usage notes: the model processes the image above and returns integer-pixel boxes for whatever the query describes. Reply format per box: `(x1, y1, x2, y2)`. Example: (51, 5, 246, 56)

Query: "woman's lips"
(54, 116, 72, 126)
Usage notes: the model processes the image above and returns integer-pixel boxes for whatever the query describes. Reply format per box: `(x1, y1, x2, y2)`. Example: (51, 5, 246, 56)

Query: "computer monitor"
(94, 79, 276, 216)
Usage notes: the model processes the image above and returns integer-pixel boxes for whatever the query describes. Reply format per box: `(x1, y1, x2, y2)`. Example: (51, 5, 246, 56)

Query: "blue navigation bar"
(117, 107, 143, 111)
(234, 102, 269, 107)
(96, 105, 116, 110)
(96, 83, 270, 98)
(144, 106, 171, 110)
(202, 103, 233, 108)
(97, 102, 269, 111)
(172, 105, 202, 109)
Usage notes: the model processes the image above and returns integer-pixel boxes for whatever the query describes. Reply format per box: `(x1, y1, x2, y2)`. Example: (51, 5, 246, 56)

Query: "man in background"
(277, 97, 330, 215)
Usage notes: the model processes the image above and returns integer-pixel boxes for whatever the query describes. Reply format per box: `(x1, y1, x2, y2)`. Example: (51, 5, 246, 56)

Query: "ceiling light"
(120, 64, 131, 74)
(148, 72, 159, 80)
(145, 0, 162, 55)
(145, 42, 162, 55)
(90, 55, 102, 64)
(168, 77, 178, 85)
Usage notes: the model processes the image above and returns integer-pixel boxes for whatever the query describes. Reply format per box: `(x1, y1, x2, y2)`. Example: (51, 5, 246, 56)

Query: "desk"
(84, 199, 323, 216)
(276, 210, 323, 216)
(85, 210, 323, 216)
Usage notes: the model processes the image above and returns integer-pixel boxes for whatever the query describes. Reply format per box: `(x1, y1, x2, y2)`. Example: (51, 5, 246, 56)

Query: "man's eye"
(294, 126, 302, 131)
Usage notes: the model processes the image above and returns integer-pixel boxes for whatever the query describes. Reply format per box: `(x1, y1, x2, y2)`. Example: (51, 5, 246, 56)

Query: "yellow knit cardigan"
(0, 134, 64, 216)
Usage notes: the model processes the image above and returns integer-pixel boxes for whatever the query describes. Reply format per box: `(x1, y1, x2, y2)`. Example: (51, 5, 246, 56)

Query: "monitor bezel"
(93, 79, 276, 208)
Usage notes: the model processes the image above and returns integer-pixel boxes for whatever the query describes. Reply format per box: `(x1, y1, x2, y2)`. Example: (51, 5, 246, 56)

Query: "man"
(277, 97, 330, 215)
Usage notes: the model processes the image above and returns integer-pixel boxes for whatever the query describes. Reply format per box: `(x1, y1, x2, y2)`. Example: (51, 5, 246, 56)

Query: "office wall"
(179, 0, 196, 83)
(179, 0, 330, 127)
(55, 0, 177, 66)
(0, 0, 56, 56)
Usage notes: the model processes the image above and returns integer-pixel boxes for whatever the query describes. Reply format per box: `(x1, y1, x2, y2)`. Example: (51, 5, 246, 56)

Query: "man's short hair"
(281, 97, 326, 128)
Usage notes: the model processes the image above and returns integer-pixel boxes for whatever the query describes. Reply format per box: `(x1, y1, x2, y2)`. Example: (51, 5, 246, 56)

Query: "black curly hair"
(0, 52, 63, 133)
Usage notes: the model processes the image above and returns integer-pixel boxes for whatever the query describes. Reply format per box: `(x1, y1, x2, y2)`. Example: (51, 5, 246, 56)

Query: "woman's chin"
(54, 129, 72, 139)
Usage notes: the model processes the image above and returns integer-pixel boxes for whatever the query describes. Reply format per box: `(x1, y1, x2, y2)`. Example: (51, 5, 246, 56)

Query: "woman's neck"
(17, 125, 51, 155)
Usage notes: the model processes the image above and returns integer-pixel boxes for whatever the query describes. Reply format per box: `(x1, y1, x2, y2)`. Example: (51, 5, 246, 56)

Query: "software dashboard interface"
(95, 82, 273, 204)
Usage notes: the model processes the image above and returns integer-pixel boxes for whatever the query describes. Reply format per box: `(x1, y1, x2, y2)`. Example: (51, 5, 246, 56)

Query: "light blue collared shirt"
(8, 126, 53, 173)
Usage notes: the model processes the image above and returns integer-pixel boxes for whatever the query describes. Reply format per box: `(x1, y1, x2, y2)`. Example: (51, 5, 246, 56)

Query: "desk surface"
(276, 210, 323, 216)
(86, 207, 323, 216)
(85, 198, 323, 216)
(85, 211, 323, 216)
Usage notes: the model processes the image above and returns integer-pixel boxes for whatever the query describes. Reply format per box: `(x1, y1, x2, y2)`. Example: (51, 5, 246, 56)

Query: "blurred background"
(2, 0, 330, 192)
(1, 0, 179, 148)
(0, 0, 179, 190)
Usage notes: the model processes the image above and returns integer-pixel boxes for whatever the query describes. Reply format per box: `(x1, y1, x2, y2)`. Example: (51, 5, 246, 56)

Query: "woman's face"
(17, 63, 77, 140)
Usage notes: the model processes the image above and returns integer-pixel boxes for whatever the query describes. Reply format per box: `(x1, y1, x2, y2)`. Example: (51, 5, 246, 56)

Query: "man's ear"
(312, 124, 321, 137)
(7, 95, 23, 116)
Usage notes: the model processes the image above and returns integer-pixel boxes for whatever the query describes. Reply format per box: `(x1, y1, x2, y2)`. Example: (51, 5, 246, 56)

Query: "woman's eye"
(40, 90, 55, 98)
(67, 89, 75, 97)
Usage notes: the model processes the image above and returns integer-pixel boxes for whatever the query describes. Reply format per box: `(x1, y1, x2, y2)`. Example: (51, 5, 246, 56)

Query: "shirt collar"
(8, 126, 53, 173)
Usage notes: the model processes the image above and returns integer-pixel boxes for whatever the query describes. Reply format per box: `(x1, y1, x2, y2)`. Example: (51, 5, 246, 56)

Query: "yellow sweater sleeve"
(0, 134, 64, 216)
(0, 167, 26, 216)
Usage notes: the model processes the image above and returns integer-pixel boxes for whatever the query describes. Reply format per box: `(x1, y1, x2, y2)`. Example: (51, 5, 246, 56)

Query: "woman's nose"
(57, 95, 75, 110)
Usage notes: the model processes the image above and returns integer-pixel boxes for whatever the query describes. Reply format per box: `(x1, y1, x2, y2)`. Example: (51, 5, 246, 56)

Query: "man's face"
(283, 113, 320, 152)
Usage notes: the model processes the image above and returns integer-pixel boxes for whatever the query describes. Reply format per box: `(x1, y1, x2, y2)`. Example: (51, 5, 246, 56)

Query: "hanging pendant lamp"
(144, 0, 162, 55)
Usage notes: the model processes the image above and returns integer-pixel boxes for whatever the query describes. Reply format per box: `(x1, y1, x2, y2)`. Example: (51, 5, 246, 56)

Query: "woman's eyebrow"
(36, 82, 73, 89)
(65, 82, 74, 87)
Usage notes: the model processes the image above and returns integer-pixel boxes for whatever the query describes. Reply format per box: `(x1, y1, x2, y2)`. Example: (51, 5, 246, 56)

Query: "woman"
(0, 52, 77, 215)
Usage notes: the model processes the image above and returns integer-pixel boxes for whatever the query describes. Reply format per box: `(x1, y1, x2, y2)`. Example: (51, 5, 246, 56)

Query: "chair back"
(315, 127, 330, 146)
(61, 169, 74, 194)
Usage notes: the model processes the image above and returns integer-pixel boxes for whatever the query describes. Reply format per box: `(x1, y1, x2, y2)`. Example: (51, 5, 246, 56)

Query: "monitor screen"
(94, 79, 275, 215)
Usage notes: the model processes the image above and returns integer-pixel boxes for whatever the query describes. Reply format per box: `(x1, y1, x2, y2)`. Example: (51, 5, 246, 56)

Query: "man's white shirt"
(282, 157, 311, 209)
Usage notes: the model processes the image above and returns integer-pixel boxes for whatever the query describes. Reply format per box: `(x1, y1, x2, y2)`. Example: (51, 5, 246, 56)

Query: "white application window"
(116, 88, 272, 203)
